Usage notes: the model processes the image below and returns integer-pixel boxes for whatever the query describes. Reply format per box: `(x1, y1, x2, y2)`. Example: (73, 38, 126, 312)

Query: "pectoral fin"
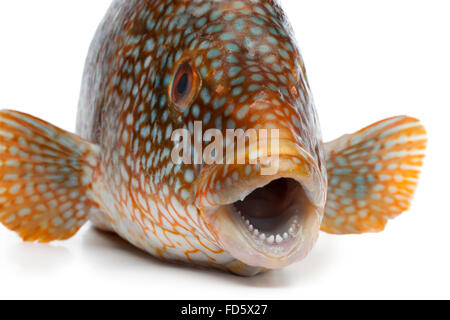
(0, 110, 101, 242)
(322, 116, 427, 234)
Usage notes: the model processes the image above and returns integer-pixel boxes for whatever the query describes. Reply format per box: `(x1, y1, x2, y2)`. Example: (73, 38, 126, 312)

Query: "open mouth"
(195, 145, 327, 270)
(229, 178, 311, 247)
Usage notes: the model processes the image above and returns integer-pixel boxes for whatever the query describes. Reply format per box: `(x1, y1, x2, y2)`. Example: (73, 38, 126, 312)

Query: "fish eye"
(170, 62, 200, 111)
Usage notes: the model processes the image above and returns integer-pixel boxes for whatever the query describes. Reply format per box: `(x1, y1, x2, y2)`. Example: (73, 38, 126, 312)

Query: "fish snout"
(194, 135, 326, 270)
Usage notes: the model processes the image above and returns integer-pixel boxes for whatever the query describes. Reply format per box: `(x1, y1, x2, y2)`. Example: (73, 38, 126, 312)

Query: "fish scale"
(0, 0, 426, 276)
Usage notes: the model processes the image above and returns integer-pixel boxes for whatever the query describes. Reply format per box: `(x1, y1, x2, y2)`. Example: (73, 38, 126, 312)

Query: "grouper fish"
(0, 0, 427, 276)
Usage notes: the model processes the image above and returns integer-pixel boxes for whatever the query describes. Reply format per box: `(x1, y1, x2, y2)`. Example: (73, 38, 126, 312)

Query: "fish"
(0, 0, 427, 276)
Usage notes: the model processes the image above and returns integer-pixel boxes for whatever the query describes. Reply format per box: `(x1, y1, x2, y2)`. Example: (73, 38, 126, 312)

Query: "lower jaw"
(204, 199, 322, 269)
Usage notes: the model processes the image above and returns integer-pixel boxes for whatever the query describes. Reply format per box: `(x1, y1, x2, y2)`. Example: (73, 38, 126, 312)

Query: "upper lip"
(194, 139, 326, 208)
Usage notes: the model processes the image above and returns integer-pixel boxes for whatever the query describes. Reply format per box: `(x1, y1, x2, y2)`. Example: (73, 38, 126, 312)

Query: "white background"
(0, 0, 448, 299)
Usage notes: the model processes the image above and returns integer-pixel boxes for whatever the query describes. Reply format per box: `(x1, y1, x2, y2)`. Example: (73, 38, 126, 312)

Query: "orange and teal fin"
(0, 110, 101, 242)
(322, 116, 427, 234)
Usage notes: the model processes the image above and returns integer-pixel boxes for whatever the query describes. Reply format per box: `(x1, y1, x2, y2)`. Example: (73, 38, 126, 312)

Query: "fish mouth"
(195, 140, 327, 269)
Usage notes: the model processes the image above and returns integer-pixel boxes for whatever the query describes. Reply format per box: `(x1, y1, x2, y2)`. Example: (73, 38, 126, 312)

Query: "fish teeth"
(275, 234, 283, 244)
(252, 229, 294, 245)
(240, 213, 301, 245)
(288, 219, 301, 235)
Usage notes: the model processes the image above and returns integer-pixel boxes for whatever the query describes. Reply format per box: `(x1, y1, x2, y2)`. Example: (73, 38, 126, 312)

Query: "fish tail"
(322, 116, 427, 234)
(0, 110, 101, 242)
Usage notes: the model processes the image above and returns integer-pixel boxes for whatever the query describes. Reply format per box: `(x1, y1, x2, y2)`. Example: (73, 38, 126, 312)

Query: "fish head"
(158, 1, 328, 269)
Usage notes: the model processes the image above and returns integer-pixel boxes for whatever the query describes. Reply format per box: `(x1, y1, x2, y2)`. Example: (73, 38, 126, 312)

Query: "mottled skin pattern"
(77, 0, 325, 274)
(0, 0, 426, 276)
